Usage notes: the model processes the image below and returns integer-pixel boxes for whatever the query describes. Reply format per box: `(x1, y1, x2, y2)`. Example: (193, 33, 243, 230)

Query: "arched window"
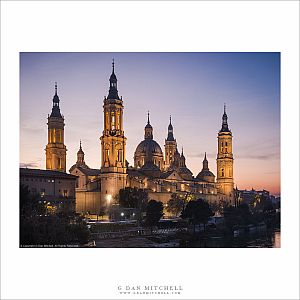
(105, 149, 109, 162)
(118, 149, 123, 162)
(221, 169, 224, 177)
(58, 157, 62, 169)
(53, 129, 56, 143)
(111, 112, 115, 130)
(117, 111, 120, 130)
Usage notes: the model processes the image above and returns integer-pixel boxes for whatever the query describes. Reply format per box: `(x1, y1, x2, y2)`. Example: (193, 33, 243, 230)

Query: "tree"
(145, 200, 164, 232)
(20, 184, 90, 246)
(20, 184, 45, 217)
(223, 203, 252, 233)
(181, 198, 214, 233)
(210, 200, 227, 215)
(166, 193, 184, 217)
(119, 187, 148, 209)
(119, 187, 148, 224)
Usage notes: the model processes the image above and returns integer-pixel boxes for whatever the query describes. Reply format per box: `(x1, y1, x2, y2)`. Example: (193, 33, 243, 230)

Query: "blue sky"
(20, 52, 280, 195)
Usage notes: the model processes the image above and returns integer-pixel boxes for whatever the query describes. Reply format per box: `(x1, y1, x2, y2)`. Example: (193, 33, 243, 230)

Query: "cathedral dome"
(134, 112, 164, 171)
(134, 139, 163, 158)
(196, 169, 215, 182)
(196, 152, 215, 183)
(178, 166, 193, 180)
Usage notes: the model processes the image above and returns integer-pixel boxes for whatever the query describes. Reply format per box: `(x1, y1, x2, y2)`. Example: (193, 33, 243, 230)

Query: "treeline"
(118, 187, 280, 234)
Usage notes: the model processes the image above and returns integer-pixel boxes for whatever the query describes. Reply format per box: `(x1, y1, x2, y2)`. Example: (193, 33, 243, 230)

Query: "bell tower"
(217, 104, 234, 203)
(100, 60, 127, 203)
(45, 83, 67, 172)
(164, 116, 177, 170)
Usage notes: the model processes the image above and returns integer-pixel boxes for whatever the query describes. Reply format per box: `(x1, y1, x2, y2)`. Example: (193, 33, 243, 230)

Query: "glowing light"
(121, 212, 124, 217)
(106, 194, 112, 204)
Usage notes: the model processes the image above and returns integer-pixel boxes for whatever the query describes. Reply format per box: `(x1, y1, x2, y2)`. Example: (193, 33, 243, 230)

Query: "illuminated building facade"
(20, 168, 76, 212)
(69, 62, 235, 215)
(45, 83, 67, 172)
(216, 105, 234, 202)
(99, 60, 127, 204)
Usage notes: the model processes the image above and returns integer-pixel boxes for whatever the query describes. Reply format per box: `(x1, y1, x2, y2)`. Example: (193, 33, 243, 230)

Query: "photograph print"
(20, 52, 280, 248)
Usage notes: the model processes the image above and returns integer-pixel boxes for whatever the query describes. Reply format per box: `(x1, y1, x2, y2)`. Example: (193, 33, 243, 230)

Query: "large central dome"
(134, 113, 164, 170)
(135, 139, 163, 157)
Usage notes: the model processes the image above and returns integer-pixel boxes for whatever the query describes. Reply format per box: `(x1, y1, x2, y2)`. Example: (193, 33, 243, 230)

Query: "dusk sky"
(20, 52, 280, 195)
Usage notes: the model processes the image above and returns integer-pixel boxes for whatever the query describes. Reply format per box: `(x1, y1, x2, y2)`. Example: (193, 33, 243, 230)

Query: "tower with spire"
(100, 60, 127, 202)
(76, 140, 88, 167)
(164, 115, 177, 170)
(45, 83, 67, 172)
(216, 104, 234, 203)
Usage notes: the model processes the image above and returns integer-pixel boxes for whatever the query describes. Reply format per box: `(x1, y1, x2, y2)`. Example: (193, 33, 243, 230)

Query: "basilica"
(45, 62, 234, 215)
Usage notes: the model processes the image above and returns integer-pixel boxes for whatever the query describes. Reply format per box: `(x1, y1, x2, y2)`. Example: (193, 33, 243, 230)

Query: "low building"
(20, 168, 77, 213)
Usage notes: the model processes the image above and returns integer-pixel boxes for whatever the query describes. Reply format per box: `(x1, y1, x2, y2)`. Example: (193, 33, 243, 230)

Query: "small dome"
(196, 169, 215, 183)
(139, 161, 161, 178)
(178, 166, 193, 180)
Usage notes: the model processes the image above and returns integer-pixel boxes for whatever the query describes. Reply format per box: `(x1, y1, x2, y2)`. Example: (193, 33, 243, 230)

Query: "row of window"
(219, 169, 232, 177)
(104, 149, 123, 162)
(221, 142, 229, 147)
(105, 111, 121, 131)
(21, 177, 66, 183)
(49, 200, 75, 205)
(48, 128, 63, 143)
(30, 188, 69, 197)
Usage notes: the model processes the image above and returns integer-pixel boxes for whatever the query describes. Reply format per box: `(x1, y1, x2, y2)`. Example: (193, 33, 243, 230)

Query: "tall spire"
(50, 82, 62, 117)
(220, 103, 230, 132)
(147, 110, 150, 125)
(107, 59, 120, 100)
(166, 115, 175, 141)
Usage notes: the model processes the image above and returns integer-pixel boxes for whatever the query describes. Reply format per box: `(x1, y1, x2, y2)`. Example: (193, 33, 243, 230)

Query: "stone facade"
(68, 62, 235, 215)
(20, 168, 76, 213)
